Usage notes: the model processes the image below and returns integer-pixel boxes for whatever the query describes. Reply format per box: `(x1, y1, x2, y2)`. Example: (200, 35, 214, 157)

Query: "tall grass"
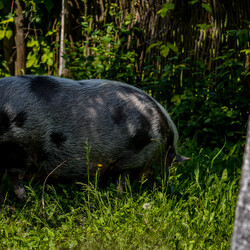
(0, 138, 243, 249)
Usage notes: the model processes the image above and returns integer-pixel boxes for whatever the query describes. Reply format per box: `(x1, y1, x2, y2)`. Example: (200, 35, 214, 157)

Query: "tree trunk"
(59, 0, 66, 76)
(14, 0, 25, 75)
(231, 115, 250, 250)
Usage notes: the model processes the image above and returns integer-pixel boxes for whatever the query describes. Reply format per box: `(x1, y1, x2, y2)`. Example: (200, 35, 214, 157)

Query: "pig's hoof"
(14, 187, 27, 200)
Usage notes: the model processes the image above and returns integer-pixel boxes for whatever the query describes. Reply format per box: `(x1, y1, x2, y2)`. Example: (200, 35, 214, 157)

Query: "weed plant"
(0, 138, 242, 249)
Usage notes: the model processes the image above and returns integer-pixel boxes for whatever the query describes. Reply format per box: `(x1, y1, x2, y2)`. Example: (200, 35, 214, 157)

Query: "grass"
(0, 138, 243, 249)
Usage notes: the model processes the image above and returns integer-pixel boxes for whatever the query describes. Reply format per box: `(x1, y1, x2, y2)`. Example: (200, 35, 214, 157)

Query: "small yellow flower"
(97, 164, 103, 168)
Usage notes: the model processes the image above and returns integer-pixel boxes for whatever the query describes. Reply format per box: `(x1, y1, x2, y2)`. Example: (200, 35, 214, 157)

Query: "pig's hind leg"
(1, 142, 28, 200)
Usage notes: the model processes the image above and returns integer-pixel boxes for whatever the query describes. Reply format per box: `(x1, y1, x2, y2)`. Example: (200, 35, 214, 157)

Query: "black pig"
(0, 75, 185, 200)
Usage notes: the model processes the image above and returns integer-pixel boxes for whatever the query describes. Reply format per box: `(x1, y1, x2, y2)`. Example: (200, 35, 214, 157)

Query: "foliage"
(0, 16, 13, 40)
(157, 1, 175, 18)
(141, 45, 249, 147)
(173, 49, 248, 147)
(0, 53, 10, 77)
(64, 15, 139, 83)
(146, 41, 178, 58)
(0, 138, 242, 249)
(26, 34, 57, 74)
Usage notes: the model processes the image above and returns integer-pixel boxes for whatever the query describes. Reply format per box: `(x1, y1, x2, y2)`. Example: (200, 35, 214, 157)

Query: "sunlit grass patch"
(0, 139, 242, 249)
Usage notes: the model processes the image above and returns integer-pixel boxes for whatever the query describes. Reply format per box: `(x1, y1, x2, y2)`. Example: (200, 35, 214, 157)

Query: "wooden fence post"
(231, 115, 250, 249)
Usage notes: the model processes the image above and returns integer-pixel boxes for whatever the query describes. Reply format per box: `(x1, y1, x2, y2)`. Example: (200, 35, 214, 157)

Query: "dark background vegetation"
(0, 0, 249, 153)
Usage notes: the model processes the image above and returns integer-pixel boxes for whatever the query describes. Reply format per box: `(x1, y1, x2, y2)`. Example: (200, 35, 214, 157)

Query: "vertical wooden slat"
(14, 0, 26, 75)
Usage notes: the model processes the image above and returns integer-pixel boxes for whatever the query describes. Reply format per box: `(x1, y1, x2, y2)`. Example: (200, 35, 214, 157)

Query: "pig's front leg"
(7, 168, 27, 200)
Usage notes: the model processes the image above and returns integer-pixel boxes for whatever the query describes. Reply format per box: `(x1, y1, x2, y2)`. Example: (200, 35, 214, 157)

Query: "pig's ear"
(177, 155, 190, 164)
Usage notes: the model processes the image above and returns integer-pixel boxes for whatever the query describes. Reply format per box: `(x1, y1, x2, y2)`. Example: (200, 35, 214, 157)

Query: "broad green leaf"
(46, 29, 57, 36)
(27, 38, 35, 47)
(160, 45, 170, 57)
(41, 54, 47, 63)
(32, 46, 40, 53)
(124, 20, 131, 26)
(41, 40, 46, 46)
(26, 55, 37, 68)
(0, 17, 14, 24)
(240, 49, 250, 55)
(47, 58, 54, 66)
(5, 29, 12, 39)
(171, 95, 181, 103)
(26, 59, 34, 68)
(0, 30, 5, 40)
(167, 42, 178, 53)
(202, 3, 212, 13)
(171, 95, 182, 105)
(157, 2, 175, 18)
(107, 25, 113, 33)
(27, 52, 33, 59)
(146, 41, 162, 54)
